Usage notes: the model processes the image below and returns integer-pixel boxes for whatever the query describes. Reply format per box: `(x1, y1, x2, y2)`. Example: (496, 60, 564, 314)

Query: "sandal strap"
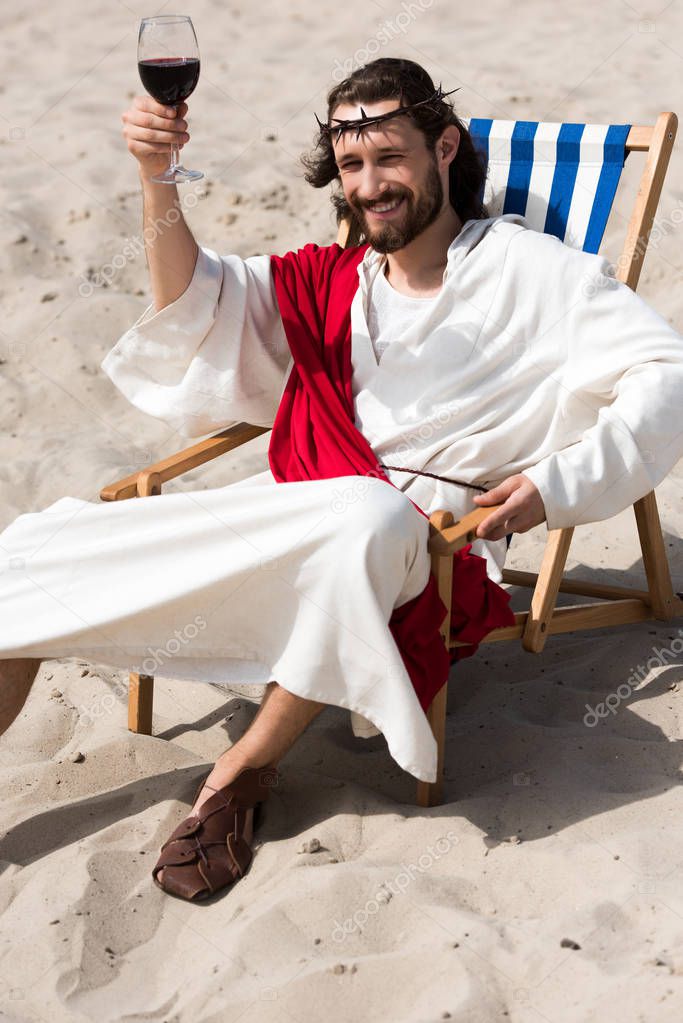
(152, 766, 279, 900)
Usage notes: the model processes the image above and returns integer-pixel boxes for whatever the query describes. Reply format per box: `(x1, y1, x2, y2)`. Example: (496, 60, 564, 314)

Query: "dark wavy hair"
(300, 57, 488, 245)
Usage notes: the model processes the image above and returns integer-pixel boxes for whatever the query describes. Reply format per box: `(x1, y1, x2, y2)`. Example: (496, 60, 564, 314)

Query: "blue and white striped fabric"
(460, 118, 631, 253)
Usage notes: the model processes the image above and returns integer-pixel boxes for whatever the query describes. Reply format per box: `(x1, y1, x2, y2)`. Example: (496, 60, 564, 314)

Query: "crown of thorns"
(315, 84, 461, 143)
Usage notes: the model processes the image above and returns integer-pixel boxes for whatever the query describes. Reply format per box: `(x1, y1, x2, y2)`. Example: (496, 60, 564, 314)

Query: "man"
(1, 57, 682, 902)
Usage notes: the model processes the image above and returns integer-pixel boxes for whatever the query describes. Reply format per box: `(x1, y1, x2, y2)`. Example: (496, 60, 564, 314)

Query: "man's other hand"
(472, 474, 546, 541)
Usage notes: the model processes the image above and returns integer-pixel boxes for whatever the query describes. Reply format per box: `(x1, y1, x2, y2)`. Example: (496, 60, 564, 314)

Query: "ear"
(437, 124, 460, 167)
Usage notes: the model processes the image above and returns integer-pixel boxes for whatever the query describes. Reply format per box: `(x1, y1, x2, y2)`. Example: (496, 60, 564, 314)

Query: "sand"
(1, 0, 683, 1019)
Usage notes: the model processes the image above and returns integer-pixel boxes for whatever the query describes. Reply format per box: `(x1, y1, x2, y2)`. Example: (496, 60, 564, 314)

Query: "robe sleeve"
(100, 244, 292, 438)
(515, 231, 683, 530)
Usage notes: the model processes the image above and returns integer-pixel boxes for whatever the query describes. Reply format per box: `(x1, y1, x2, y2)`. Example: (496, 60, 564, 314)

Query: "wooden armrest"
(428, 505, 503, 556)
(99, 422, 271, 501)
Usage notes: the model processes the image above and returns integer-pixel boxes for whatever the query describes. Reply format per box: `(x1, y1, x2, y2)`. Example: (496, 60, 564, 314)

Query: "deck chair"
(101, 110, 682, 809)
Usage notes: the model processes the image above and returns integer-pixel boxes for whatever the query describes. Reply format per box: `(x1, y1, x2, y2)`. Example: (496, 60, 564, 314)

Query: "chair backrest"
(336, 112, 676, 291)
(460, 118, 631, 254)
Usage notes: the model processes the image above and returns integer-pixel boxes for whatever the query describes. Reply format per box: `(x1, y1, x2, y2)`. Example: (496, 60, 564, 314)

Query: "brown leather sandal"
(152, 764, 280, 901)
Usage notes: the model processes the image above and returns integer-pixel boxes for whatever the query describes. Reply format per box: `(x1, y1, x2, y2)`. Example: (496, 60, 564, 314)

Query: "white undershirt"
(367, 263, 440, 363)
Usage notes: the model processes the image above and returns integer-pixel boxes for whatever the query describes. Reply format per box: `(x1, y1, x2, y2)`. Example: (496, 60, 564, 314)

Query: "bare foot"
(0, 658, 43, 737)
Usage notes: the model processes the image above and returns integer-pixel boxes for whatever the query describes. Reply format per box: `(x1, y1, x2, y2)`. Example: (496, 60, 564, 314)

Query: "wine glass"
(137, 14, 202, 184)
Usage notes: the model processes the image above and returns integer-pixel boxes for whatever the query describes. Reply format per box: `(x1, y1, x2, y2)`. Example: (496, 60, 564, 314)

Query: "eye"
(339, 154, 404, 172)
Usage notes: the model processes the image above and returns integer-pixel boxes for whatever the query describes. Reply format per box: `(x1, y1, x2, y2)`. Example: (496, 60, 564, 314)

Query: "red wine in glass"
(138, 16, 202, 184)
(138, 57, 200, 107)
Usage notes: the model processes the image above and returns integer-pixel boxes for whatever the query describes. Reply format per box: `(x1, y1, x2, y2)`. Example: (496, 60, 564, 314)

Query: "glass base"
(151, 164, 204, 184)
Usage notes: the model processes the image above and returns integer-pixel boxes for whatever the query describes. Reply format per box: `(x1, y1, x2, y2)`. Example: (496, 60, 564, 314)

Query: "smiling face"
(331, 99, 455, 253)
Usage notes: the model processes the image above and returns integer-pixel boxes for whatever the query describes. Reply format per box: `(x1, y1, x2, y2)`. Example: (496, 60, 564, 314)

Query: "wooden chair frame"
(100, 112, 682, 809)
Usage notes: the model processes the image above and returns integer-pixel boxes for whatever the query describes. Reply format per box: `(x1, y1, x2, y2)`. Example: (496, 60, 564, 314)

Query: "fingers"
(123, 107, 189, 136)
(126, 122, 190, 145)
(476, 520, 519, 541)
(475, 497, 541, 540)
(475, 512, 515, 542)
(133, 95, 189, 118)
(473, 478, 518, 505)
(122, 96, 190, 154)
(469, 475, 546, 540)
(475, 494, 527, 540)
(127, 139, 185, 157)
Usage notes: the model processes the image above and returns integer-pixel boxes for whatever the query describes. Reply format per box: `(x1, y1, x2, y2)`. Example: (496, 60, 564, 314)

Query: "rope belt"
(377, 464, 488, 493)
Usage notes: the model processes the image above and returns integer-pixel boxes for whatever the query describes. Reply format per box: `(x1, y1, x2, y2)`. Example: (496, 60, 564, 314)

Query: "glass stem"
(169, 104, 180, 172)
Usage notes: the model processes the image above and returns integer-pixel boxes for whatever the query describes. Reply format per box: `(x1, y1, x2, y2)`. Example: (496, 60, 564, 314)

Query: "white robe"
(2, 214, 682, 783)
(98, 212, 683, 559)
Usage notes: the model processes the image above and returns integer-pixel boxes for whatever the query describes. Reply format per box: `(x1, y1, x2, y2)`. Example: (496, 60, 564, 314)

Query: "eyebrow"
(335, 146, 404, 166)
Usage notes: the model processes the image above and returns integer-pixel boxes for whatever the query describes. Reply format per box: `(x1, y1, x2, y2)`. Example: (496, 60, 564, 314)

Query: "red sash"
(268, 241, 514, 713)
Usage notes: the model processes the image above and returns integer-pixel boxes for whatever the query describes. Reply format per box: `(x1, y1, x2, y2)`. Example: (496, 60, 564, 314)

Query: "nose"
(351, 162, 397, 204)
(358, 180, 396, 207)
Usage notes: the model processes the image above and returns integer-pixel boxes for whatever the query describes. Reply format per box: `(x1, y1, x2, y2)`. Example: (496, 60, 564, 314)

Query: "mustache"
(356, 194, 409, 210)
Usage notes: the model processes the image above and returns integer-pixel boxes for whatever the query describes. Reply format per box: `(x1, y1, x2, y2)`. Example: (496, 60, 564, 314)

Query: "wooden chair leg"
(416, 680, 448, 807)
(126, 470, 161, 737)
(417, 513, 454, 808)
(522, 527, 574, 653)
(633, 491, 678, 619)
(128, 673, 154, 734)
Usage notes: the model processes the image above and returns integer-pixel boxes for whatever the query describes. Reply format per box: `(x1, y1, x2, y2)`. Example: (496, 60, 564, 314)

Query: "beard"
(347, 155, 445, 254)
